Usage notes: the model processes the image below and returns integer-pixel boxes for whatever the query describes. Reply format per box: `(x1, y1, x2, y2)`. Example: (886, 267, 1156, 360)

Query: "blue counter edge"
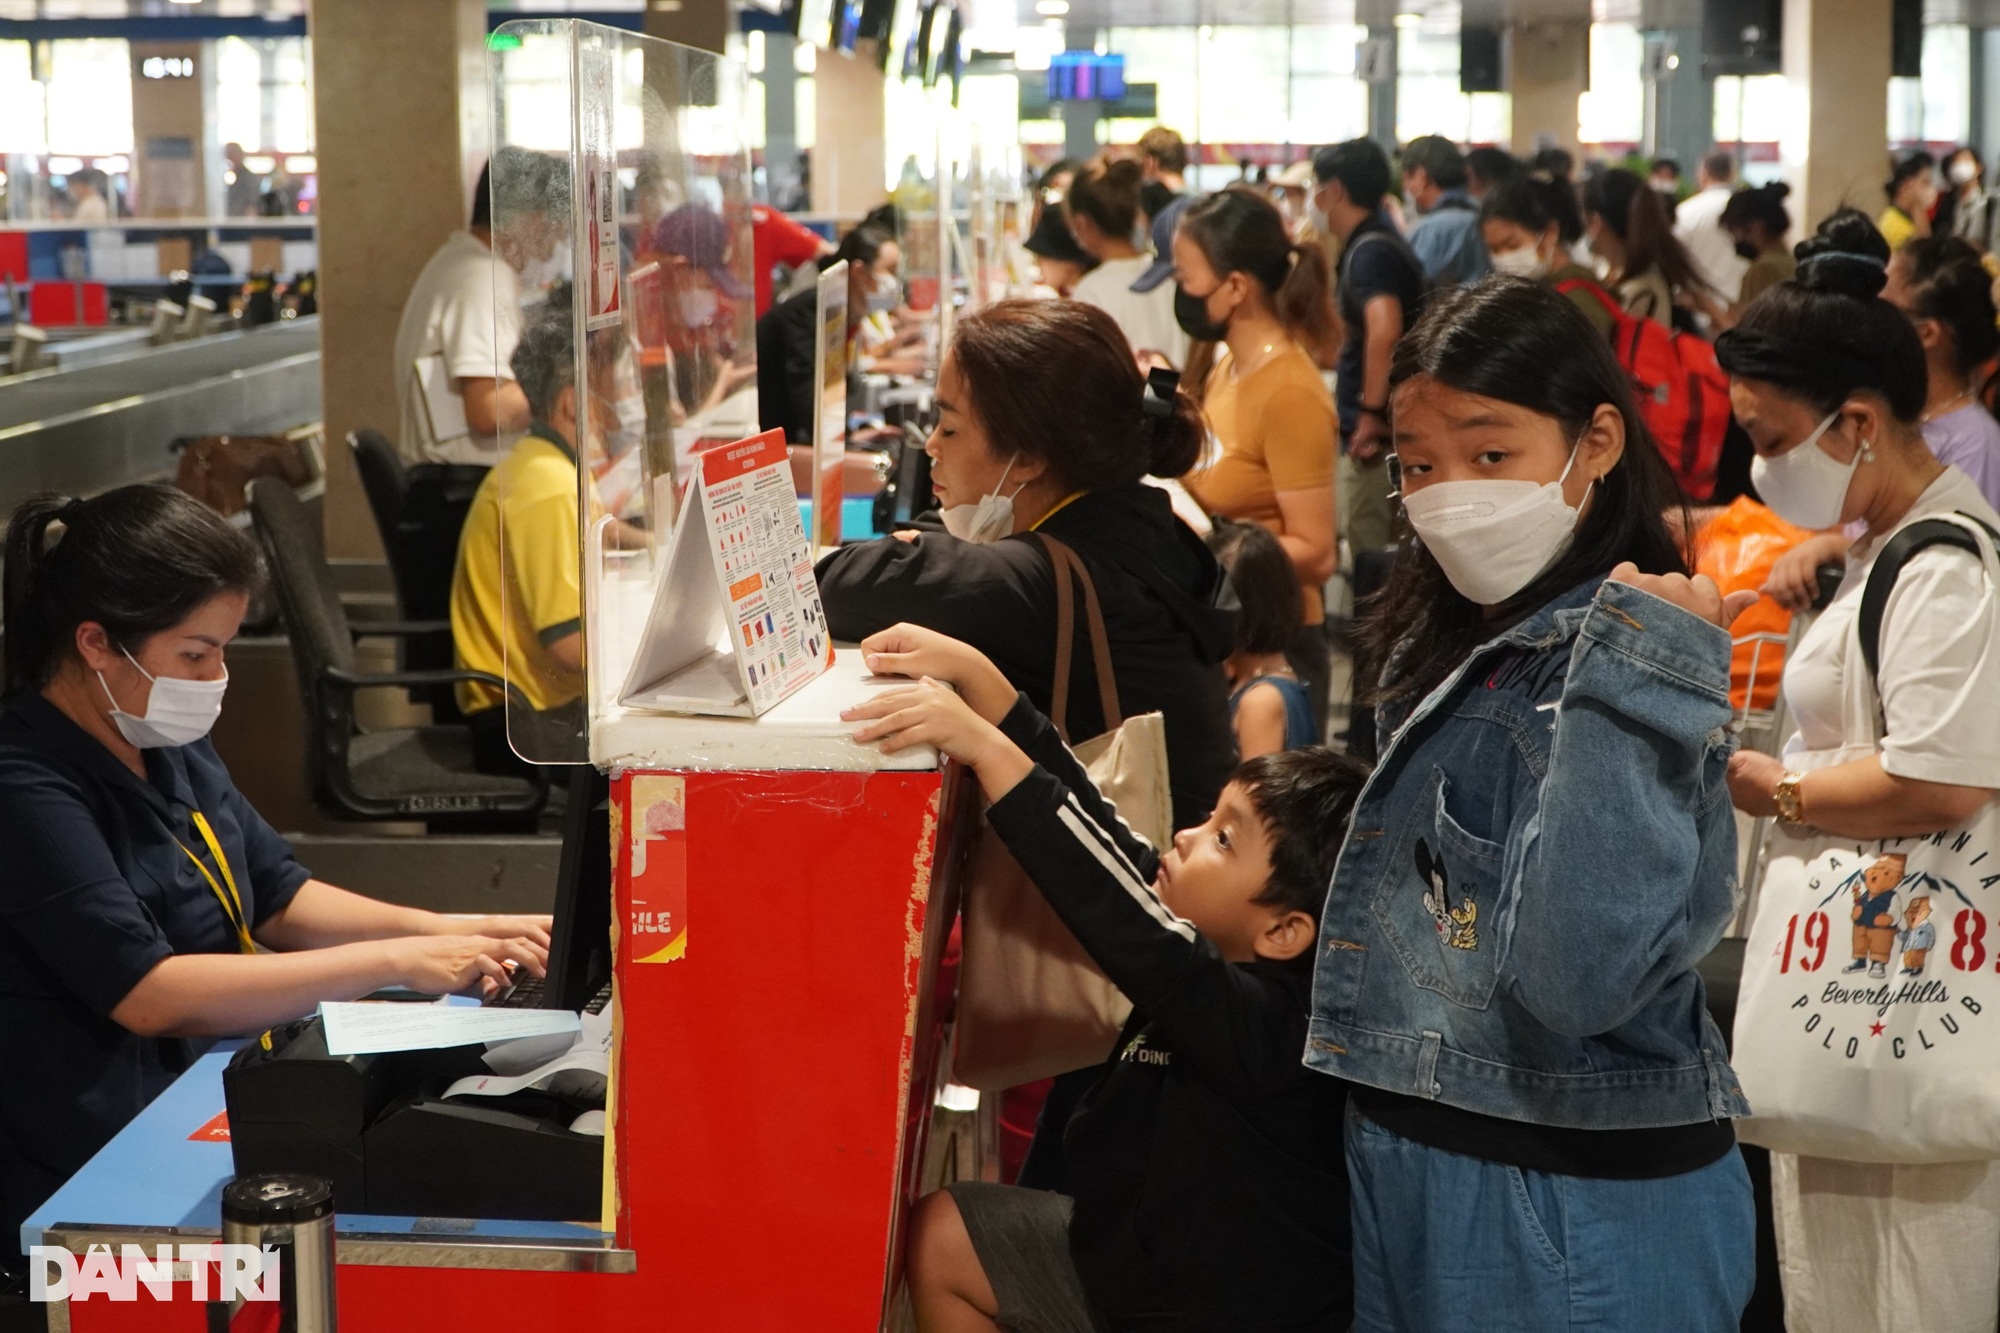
(21, 1043, 611, 1255)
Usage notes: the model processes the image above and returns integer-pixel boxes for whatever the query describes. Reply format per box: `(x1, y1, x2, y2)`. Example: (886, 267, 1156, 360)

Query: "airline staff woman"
(0, 485, 550, 1280)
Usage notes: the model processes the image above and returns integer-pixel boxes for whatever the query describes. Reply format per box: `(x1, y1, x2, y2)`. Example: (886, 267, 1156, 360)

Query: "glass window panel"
(0, 41, 46, 155)
(46, 39, 132, 156)
(1579, 23, 1643, 149)
(1194, 27, 1291, 144)
(1397, 25, 1472, 142)
(1104, 27, 1199, 142)
(1712, 73, 1788, 146)
(497, 32, 574, 154)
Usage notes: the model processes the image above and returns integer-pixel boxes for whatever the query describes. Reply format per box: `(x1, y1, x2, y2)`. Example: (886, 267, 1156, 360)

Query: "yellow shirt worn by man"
(451, 424, 583, 717)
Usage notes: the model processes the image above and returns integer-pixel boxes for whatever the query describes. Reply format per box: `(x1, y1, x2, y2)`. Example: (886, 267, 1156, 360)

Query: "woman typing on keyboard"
(0, 485, 550, 1295)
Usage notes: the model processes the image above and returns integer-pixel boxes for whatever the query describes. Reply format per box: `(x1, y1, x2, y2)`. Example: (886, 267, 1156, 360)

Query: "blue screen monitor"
(1046, 52, 1127, 102)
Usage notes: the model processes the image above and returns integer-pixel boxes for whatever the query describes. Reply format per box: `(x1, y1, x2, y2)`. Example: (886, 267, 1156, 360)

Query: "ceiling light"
(167, 0, 202, 7)
(1035, 1, 1070, 14)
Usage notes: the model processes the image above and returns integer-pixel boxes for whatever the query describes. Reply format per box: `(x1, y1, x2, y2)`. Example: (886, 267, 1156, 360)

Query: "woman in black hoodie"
(817, 298, 1237, 834)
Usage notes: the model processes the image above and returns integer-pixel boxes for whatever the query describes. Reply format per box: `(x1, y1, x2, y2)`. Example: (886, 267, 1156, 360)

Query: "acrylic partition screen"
(487, 19, 757, 766)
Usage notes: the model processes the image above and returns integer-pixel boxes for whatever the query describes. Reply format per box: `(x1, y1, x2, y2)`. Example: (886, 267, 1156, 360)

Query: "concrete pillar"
(812, 49, 887, 219)
(1652, 29, 1715, 171)
(645, 0, 730, 57)
(1781, 0, 1890, 232)
(1976, 30, 2000, 172)
(1366, 24, 1398, 155)
(1508, 18, 1589, 161)
(129, 42, 211, 217)
(309, 0, 488, 559)
(764, 33, 802, 206)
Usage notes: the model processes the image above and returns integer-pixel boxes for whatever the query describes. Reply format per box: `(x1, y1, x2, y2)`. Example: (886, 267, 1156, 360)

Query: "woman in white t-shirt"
(1718, 239, 2000, 1332)
(1064, 155, 1190, 369)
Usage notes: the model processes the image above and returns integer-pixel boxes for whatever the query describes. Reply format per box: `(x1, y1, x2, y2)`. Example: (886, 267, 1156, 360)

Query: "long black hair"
(1583, 168, 1712, 296)
(1715, 209, 1927, 422)
(3, 485, 261, 694)
(1363, 277, 1691, 705)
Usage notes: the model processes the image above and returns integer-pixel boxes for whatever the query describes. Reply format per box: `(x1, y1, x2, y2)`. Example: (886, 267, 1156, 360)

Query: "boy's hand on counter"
(860, 623, 1016, 723)
(844, 679, 1035, 801)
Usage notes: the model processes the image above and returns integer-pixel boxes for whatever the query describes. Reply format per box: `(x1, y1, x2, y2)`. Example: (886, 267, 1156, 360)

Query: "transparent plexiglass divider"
(487, 19, 757, 767)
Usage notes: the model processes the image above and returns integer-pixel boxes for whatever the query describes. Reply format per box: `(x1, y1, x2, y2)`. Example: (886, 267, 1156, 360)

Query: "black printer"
(223, 1015, 604, 1222)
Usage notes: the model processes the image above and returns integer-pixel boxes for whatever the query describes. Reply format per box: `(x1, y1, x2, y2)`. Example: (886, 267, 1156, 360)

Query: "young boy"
(844, 624, 1366, 1333)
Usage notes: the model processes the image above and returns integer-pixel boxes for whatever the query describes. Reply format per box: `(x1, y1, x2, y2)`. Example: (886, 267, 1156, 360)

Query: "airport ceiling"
(0, 0, 1983, 39)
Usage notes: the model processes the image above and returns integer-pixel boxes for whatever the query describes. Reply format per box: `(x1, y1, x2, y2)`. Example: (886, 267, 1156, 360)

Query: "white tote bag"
(1734, 513, 2000, 1164)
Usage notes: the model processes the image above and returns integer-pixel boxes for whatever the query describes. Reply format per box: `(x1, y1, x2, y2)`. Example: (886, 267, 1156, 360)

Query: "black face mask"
(1734, 238, 1760, 262)
(1173, 284, 1231, 342)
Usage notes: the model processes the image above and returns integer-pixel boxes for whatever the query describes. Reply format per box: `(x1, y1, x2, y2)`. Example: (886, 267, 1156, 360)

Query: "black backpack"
(1857, 514, 2000, 686)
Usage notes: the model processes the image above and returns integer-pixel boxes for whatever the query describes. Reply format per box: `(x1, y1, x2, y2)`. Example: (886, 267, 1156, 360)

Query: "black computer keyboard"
(491, 975, 613, 1014)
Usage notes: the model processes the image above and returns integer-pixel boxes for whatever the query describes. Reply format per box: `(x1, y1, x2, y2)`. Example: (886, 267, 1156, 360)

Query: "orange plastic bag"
(1694, 496, 1815, 712)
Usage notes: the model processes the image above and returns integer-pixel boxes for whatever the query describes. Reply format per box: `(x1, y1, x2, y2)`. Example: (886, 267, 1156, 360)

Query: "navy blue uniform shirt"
(0, 693, 309, 1256)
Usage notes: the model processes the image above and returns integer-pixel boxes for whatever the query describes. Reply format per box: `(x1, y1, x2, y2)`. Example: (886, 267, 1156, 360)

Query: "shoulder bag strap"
(1034, 533, 1124, 738)
(1042, 532, 1078, 742)
(1858, 513, 2000, 684)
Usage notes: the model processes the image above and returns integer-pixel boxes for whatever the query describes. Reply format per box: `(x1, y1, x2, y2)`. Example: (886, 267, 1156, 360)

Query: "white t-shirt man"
(1072, 255, 1191, 369)
(393, 231, 524, 467)
(1673, 185, 1749, 304)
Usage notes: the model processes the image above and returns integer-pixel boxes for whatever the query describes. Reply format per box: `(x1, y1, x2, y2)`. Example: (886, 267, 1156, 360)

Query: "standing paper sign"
(812, 261, 850, 553)
(618, 429, 833, 716)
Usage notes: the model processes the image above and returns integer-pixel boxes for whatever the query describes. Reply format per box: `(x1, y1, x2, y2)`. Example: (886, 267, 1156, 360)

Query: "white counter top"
(589, 556, 937, 774)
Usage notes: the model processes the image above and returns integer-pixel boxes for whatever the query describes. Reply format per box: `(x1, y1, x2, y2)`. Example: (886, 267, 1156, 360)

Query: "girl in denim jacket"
(1310, 277, 1758, 1331)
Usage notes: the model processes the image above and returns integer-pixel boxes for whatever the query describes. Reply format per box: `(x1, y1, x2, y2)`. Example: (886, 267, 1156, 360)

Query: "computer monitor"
(536, 766, 613, 1010)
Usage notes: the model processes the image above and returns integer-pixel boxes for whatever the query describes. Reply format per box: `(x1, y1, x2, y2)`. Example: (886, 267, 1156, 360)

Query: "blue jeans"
(1346, 1110, 1754, 1332)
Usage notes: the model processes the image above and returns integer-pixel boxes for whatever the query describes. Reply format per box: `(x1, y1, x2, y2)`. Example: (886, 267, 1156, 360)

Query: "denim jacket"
(1306, 577, 1752, 1129)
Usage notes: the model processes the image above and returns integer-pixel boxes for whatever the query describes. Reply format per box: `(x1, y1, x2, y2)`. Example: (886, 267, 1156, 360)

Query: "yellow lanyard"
(1030, 490, 1089, 532)
(177, 812, 255, 955)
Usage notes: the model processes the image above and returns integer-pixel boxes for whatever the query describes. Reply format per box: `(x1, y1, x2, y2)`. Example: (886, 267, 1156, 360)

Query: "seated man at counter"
(0, 485, 548, 1294)
(450, 304, 623, 775)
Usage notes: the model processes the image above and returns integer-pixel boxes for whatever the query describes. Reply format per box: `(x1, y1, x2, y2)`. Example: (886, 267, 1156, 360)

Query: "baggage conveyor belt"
(0, 318, 321, 514)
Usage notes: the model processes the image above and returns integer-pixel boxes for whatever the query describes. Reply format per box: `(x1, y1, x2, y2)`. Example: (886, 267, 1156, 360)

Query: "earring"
(1861, 440, 1875, 460)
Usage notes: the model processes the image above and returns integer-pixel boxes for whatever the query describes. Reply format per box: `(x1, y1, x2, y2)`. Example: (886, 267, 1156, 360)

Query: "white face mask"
(1951, 160, 1980, 186)
(98, 647, 228, 749)
(1489, 245, 1550, 280)
(940, 455, 1022, 544)
(1749, 410, 1866, 530)
(677, 287, 719, 329)
(1401, 443, 1592, 605)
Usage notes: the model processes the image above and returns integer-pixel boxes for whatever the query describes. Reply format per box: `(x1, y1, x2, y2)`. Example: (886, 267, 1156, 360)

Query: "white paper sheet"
(317, 1000, 580, 1057)
(447, 1010, 612, 1102)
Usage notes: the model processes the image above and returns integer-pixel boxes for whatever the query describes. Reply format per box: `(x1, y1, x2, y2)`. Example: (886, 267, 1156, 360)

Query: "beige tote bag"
(952, 534, 1173, 1092)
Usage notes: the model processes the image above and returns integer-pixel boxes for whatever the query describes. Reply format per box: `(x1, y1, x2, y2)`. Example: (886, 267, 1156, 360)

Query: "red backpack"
(1555, 278, 1730, 502)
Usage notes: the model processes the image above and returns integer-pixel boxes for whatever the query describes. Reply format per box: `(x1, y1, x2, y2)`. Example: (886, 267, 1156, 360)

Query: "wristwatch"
(1357, 402, 1389, 420)
(1773, 771, 1809, 828)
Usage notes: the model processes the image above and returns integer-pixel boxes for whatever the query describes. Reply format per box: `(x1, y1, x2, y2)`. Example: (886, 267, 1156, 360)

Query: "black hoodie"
(816, 485, 1237, 831)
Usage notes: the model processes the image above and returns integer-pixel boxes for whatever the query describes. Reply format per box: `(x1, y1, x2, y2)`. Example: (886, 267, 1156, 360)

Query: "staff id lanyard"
(177, 812, 255, 955)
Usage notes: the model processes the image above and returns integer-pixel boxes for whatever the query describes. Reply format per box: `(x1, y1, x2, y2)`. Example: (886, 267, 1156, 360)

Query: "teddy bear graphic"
(1896, 891, 1936, 978)
(1843, 852, 1907, 980)
(1415, 840, 1479, 951)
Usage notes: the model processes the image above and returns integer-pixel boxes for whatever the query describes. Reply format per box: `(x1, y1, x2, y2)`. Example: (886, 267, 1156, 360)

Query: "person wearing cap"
(1023, 205, 1097, 298)
(652, 203, 761, 422)
(1066, 155, 1190, 369)
(1268, 159, 1317, 235)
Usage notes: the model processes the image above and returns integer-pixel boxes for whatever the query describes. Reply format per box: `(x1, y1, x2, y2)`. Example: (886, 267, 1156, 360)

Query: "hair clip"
(1142, 365, 1181, 419)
